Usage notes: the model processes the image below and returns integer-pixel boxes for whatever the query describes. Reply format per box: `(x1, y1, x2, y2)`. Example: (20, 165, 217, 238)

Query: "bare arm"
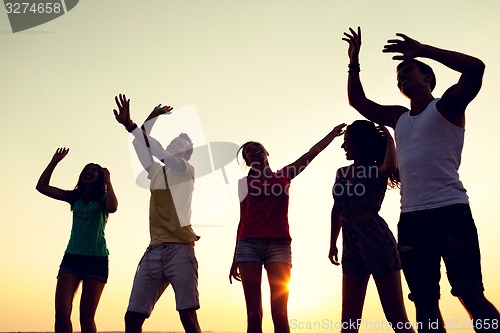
(113, 94, 187, 173)
(343, 27, 407, 128)
(229, 179, 248, 284)
(142, 104, 172, 135)
(284, 123, 346, 180)
(383, 33, 485, 126)
(377, 126, 398, 179)
(102, 168, 118, 213)
(329, 203, 342, 266)
(36, 148, 70, 202)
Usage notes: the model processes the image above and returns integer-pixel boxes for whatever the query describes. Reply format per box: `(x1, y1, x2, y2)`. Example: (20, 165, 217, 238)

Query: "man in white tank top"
(342, 27, 499, 332)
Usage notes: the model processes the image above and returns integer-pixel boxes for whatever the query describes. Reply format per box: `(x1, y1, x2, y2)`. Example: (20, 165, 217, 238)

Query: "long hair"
(346, 120, 400, 188)
(67, 163, 106, 209)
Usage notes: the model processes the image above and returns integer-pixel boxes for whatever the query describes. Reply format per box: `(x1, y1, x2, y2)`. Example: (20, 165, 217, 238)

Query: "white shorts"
(127, 242, 199, 316)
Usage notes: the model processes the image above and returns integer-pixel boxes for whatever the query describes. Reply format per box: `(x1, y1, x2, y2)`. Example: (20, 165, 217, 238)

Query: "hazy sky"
(1, 1, 499, 332)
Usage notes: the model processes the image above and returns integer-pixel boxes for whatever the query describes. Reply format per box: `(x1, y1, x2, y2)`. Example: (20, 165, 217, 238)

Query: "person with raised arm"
(329, 121, 414, 333)
(229, 123, 346, 333)
(342, 27, 499, 332)
(36, 148, 118, 333)
(113, 94, 201, 333)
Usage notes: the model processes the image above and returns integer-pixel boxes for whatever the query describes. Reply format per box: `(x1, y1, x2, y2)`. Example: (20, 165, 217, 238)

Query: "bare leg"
(239, 262, 264, 333)
(55, 273, 81, 333)
(79, 278, 105, 333)
(374, 271, 415, 333)
(458, 292, 500, 333)
(341, 274, 370, 333)
(266, 263, 291, 333)
(124, 311, 147, 333)
(179, 308, 202, 333)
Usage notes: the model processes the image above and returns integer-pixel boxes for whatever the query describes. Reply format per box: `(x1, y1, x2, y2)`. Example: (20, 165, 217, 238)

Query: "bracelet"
(348, 63, 360, 73)
(126, 122, 138, 133)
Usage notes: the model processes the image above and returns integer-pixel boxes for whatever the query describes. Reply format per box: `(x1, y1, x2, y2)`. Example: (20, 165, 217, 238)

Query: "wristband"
(126, 122, 138, 132)
(348, 63, 360, 73)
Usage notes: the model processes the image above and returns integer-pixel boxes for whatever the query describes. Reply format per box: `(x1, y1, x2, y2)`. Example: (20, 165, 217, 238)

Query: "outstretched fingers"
(342, 26, 361, 44)
(51, 147, 69, 163)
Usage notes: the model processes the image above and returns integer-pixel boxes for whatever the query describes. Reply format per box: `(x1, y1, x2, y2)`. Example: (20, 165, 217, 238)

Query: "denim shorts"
(398, 204, 484, 302)
(235, 238, 292, 267)
(127, 242, 199, 316)
(58, 253, 109, 283)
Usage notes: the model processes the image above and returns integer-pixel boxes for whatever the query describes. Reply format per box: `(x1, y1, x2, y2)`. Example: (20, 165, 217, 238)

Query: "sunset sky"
(1, 1, 499, 332)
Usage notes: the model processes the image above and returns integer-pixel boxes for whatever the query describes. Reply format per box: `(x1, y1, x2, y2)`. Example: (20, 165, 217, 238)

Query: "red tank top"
(237, 169, 291, 240)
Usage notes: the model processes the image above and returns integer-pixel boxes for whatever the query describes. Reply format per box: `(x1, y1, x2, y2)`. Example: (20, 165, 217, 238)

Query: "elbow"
(348, 97, 366, 111)
(347, 98, 357, 108)
(107, 203, 118, 214)
(477, 60, 486, 75)
(106, 201, 118, 214)
(35, 183, 45, 194)
(470, 58, 485, 76)
(107, 207, 118, 214)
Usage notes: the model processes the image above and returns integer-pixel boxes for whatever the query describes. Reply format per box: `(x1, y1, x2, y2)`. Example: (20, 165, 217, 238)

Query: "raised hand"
(342, 26, 361, 63)
(383, 33, 424, 61)
(51, 147, 69, 164)
(145, 104, 173, 123)
(113, 93, 134, 128)
(153, 104, 173, 117)
(333, 123, 347, 137)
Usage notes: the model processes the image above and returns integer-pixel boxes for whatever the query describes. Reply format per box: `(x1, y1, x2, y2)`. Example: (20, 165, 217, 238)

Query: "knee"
(457, 291, 500, 316)
(458, 291, 486, 304)
(55, 307, 72, 322)
(179, 309, 197, 323)
(79, 313, 95, 324)
(125, 311, 146, 330)
(271, 307, 288, 322)
(247, 309, 263, 325)
(179, 309, 201, 333)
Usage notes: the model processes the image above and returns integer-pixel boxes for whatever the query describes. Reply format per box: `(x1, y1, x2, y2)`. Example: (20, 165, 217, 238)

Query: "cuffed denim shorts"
(127, 242, 199, 316)
(235, 238, 292, 267)
(58, 253, 109, 283)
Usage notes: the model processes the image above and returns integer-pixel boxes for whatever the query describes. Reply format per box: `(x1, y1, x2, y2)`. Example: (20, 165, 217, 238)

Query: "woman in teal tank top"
(36, 147, 118, 333)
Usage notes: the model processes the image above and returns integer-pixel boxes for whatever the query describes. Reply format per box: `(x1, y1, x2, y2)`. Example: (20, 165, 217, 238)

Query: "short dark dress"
(333, 166, 401, 276)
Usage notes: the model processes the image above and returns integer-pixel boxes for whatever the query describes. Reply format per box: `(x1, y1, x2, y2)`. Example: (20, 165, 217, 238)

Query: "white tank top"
(395, 98, 469, 212)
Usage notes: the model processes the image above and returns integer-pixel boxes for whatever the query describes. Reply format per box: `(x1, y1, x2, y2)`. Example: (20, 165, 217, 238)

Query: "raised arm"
(36, 148, 70, 202)
(383, 33, 485, 125)
(343, 27, 407, 128)
(113, 94, 186, 173)
(142, 104, 173, 135)
(377, 126, 398, 179)
(102, 168, 118, 213)
(284, 123, 346, 180)
(131, 104, 172, 172)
